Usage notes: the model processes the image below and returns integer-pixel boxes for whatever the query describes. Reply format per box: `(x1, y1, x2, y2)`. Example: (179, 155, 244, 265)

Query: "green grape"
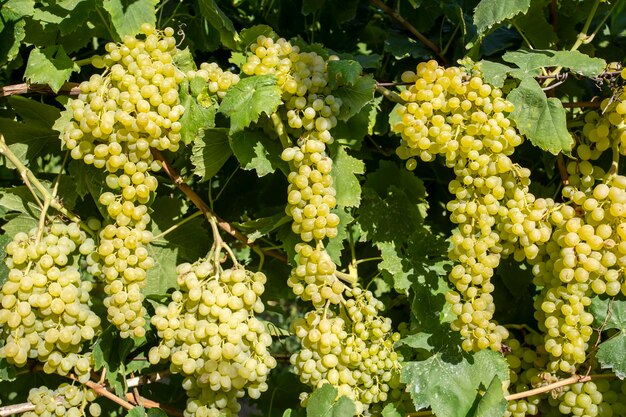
(149, 259, 275, 417)
(0, 222, 100, 381)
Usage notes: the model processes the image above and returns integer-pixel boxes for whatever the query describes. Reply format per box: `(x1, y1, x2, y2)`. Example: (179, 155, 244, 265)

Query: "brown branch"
(151, 149, 287, 263)
(505, 374, 615, 401)
(0, 398, 62, 417)
(556, 153, 569, 187)
(0, 82, 80, 97)
(370, 0, 448, 65)
(81, 380, 135, 410)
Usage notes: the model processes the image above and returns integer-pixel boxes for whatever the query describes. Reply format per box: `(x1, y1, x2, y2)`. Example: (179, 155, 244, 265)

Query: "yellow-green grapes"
(61, 24, 188, 338)
(391, 60, 553, 352)
(148, 259, 276, 417)
(186, 62, 240, 100)
(0, 222, 100, 382)
(290, 288, 401, 415)
(24, 384, 101, 417)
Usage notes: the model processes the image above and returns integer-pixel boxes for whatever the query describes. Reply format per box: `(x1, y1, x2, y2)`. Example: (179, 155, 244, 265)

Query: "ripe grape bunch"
(0, 221, 100, 382)
(61, 23, 188, 338)
(24, 384, 101, 417)
(241, 35, 402, 413)
(148, 257, 276, 417)
(391, 60, 554, 352)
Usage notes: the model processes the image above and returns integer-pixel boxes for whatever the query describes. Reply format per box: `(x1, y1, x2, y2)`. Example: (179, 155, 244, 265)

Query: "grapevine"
(1, 1, 626, 417)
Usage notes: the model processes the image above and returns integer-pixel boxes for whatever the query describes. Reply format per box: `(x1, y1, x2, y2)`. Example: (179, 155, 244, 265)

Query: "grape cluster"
(290, 288, 401, 414)
(243, 35, 402, 411)
(287, 243, 344, 306)
(504, 334, 549, 417)
(148, 259, 276, 417)
(548, 381, 607, 417)
(391, 60, 552, 352)
(24, 384, 101, 417)
(62, 24, 188, 338)
(0, 222, 100, 382)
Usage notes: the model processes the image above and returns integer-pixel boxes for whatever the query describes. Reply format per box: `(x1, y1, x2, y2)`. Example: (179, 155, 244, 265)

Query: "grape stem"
(270, 112, 293, 150)
(369, 0, 448, 65)
(335, 270, 358, 285)
(0, 397, 63, 417)
(151, 148, 287, 263)
(152, 210, 204, 241)
(504, 373, 615, 401)
(375, 83, 405, 104)
(0, 134, 94, 237)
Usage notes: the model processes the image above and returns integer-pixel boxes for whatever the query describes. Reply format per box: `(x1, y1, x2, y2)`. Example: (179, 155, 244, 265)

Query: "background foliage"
(1, 0, 626, 417)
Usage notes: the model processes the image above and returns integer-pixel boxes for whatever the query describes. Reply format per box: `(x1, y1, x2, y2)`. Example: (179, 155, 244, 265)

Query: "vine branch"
(151, 149, 287, 263)
(369, 0, 448, 65)
(504, 373, 615, 401)
(0, 82, 80, 97)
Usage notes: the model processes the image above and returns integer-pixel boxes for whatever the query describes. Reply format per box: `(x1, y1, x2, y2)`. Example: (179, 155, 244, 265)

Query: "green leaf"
(8, 96, 61, 127)
(238, 25, 276, 51)
(590, 296, 626, 378)
(68, 161, 106, 206)
(191, 128, 232, 181)
(396, 332, 435, 352)
(233, 212, 291, 242)
(1, 0, 35, 21)
(479, 61, 513, 88)
(146, 408, 168, 417)
(327, 60, 362, 88)
(229, 130, 287, 177)
(513, 6, 558, 49)
(502, 49, 606, 77)
(325, 207, 354, 264)
(329, 144, 364, 208)
(401, 350, 508, 417)
(198, 0, 239, 50)
(179, 79, 218, 145)
(144, 244, 179, 296)
(381, 404, 402, 417)
(473, 376, 507, 417)
(0, 187, 42, 218)
(24, 46, 78, 93)
(0, 358, 17, 382)
(473, 0, 531, 37)
(219, 75, 282, 134)
(334, 75, 375, 120)
(128, 406, 147, 417)
(0, 234, 11, 286)
(102, 0, 157, 39)
(384, 31, 431, 60)
(596, 334, 626, 379)
(307, 384, 356, 417)
(1, 214, 38, 238)
(0, 19, 26, 65)
(508, 77, 574, 154)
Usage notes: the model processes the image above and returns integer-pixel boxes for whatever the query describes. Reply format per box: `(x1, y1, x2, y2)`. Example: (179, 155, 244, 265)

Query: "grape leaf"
(102, 0, 157, 39)
(384, 31, 431, 60)
(396, 332, 435, 352)
(0, 187, 42, 218)
(238, 25, 276, 51)
(198, 0, 239, 50)
(219, 75, 282, 134)
(0, 19, 26, 65)
(327, 60, 362, 88)
(478, 60, 512, 88)
(232, 212, 291, 242)
(502, 49, 606, 77)
(147, 408, 168, 417)
(23, 45, 78, 93)
(128, 406, 147, 417)
(92, 326, 135, 396)
(590, 296, 626, 378)
(307, 384, 356, 417)
(229, 129, 288, 177)
(507, 77, 574, 154)
(0, 358, 17, 382)
(381, 404, 401, 417)
(474, 376, 507, 417)
(329, 144, 364, 208)
(325, 207, 354, 264)
(191, 128, 232, 181)
(179, 79, 218, 145)
(473, 0, 531, 36)
(8, 96, 60, 126)
(1, 0, 35, 21)
(334, 75, 375, 121)
(513, 6, 558, 49)
(1, 214, 38, 238)
(401, 350, 508, 417)
(0, 234, 11, 286)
